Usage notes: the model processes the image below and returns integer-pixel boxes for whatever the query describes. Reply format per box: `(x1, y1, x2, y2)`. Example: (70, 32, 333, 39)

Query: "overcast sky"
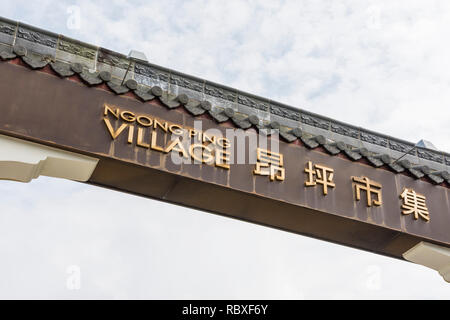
(1, 0, 450, 299)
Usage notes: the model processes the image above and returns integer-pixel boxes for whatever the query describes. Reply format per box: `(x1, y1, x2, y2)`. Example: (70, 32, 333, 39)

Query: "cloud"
(1, 0, 450, 298)
(1, 177, 449, 299)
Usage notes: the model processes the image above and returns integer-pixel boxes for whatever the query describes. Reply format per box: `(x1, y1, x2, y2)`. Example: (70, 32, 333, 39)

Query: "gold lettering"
(202, 133, 216, 145)
(154, 119, 168, 132)
(169, 124, 184, 135)
(103, 104, 120, 119)
(121, 111, 136, 122)
(352, 176, 382, 207)
(102, 107, 231, 171)
(215, 148, 230, 169)
(150, 131, 165, 152)
(128, 125, 134, 144)
(103, 118, 128, 140)
(137, 115, 152, 127)
(217, 137, 231, 149)
(190, 129, 201, 141)
(253, 148, 285, 181)
(304, 161, 335, 195)
(190, 144, 214, 164)
(137, 127, 150, 148)
(400, 188, 430, 222)
(165, 138, 188, 158)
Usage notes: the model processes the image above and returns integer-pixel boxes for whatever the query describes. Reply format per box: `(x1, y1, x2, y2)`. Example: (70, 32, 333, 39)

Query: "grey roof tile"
(316, 135, 327, 145)
(0, 50, 15, 60)
(13, 45, 27, 57)
(50, 61, 75, 77)
(98, 71, 112, 82)
(183, 99, 211, 116)
(344, 149, 362, 161)
(256, 127, 274, 136)
(322, 143, 341, 155)
(125, 79, 138, 90)
(397, 159, 412, 169)
(278, 127, 302, 143)
(208, 108, 232, 123)
(439, 171, 450, 185)
(231, 114, 252, 129)
(386, 162, 405, 173)
(279, 129, 298, 143)
(106, 81, 129, 94)
(70, 62, 84, 74)
(134, 88, 155, 102)
(440, 171, 450, 181)
(247, 114, 259, 127)
(352, 147, 370, 158)
(224, 108, 236, 118)
(176, 93, 189, 105)
(159, 92, 181, 109)
(200, 101, 212, 111)
(21, 52, 50, 70)
(408, 166, 426, 179)
(366, 156, 384, 167)
(150, 86, 163, 97)
(256, 121, 279, 136)
(79, 71, 102, 86)
(330, 141, 348, 151)
(301, 135, 321, 149)
(414, 165, 432, 175)
(427, 173, 444, 185)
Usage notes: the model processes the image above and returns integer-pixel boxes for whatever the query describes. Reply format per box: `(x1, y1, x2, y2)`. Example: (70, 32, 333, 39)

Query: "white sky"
(1, 0, 450, 299)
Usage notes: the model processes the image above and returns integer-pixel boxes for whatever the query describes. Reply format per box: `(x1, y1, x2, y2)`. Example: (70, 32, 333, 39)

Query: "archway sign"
(0, 16, 449, 282)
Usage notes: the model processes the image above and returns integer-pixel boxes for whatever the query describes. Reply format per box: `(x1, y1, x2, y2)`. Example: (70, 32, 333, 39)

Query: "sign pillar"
(0, 134, 98, 183)
(403, 242, 450, 282)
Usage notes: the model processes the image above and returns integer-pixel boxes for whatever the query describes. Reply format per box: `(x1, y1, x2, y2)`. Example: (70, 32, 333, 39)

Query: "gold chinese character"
(304, 161, 335, 195)
(351, 176, 382, 207)
(400, 188, 430, 222)
(253, 148, 285, 181)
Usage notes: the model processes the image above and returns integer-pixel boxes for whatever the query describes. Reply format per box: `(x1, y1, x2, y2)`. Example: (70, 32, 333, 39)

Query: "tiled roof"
(0, 16, 449, 187)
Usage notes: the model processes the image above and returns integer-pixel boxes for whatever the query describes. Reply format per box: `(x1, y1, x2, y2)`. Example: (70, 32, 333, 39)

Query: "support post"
(0, 134, 98, 183)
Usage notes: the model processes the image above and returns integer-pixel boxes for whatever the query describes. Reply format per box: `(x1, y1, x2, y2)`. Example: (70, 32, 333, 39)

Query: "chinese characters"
(253, 148, 285, 181)
(351, 176, 383, 207)
(305, 161, 335, 195)
(400, 188, 430, 222)
(251, 149, 431, 223)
